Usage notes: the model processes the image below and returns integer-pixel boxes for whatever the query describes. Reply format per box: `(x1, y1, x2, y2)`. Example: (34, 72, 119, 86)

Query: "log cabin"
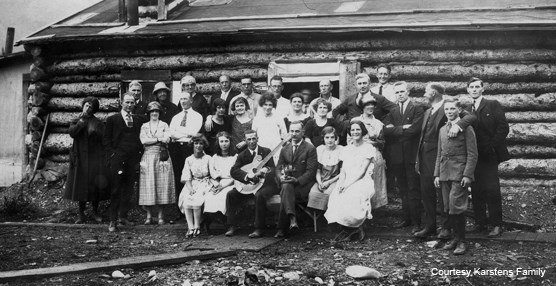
(15, 0, 556, 190)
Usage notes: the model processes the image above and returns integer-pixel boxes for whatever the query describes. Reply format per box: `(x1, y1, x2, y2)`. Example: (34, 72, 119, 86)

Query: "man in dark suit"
(274, 121, 318, 238)
(225, 130, 279, 238)
(129, 80, 148, 119)
(103, 93, 145, 232)
(216, 74, 240, 114)
(383, 81, 425, 234)
(467, 77, 510, 237)
(414, 82, 476, 239)
(433, 98, 478, 255)
(332, 73, 397, 122)
(181, 75, 211, 120)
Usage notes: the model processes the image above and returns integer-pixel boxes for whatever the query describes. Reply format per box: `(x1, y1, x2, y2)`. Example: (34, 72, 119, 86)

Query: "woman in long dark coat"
(64, 97, 110, 223)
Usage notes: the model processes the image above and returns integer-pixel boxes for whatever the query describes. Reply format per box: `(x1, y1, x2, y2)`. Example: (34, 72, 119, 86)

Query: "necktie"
(447, 121, 452, 131)
(292, 144, 297, 156)
(472, 100, 477, 112)
(399, 103, 404, 115)
(378, 85, 383, 95)
(180, 110, 188, 127)
(125, 113, 133, 127)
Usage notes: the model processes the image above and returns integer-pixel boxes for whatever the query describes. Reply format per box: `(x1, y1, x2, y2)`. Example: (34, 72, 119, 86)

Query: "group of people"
(64, 65, 510, 255)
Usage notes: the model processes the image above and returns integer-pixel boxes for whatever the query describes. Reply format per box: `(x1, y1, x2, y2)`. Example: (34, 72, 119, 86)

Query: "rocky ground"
(1, 178, 556, 285)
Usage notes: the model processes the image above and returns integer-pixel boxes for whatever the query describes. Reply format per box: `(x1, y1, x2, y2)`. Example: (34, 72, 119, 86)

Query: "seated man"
(225, 130, 279, 238)
(275, 121, 318, 238)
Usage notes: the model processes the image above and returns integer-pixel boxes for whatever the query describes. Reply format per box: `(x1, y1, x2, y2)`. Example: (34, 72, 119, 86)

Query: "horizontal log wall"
(30, 31, 556, 186)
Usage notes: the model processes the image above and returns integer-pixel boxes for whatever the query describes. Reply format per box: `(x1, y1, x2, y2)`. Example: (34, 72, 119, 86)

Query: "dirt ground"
(1, 179, 556, 285)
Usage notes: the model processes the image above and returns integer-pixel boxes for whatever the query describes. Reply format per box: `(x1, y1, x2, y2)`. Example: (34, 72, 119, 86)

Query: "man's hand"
(236, 141, 247, 149)
(204, 115, 213, 131)
(402, 124, 411, 130)
(461, 177, 472, 188)
(434, 177, 440, 188)
(280, 175, 296, 184)
(385, 124, 394, 129)
(448, 124, 461, 138)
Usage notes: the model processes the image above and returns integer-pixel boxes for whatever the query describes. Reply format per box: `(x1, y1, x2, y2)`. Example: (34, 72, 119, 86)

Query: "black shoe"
(414, 227, 436, 238)
(437, 228, 452, 240)
(118, 218, 135, 226)
(442, 239, 458, 250)
(274, 229, 285, 238)
(487, 226, 502, 237)
(249, 229, 264, 238)
(394, 221, 411, 228)
(225, 226, 239, 237)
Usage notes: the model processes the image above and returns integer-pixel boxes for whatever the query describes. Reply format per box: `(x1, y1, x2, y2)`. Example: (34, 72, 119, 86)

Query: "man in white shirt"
(169, 92, 203, 194)
(268, 75, 291, 119)
(228, 76, 261, 118)
(370, 64, 397, 103)
(309, 79, 341, 118)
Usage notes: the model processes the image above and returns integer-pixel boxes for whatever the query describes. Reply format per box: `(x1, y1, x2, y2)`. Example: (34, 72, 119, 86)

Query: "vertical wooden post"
(119, 0, 127, 22)
(4, 27, 15, 55)
(127, 0, 139, 26)
(157, 0, 167, 20)
(22, 74, 30, 171)
(339, 60, 360, 102)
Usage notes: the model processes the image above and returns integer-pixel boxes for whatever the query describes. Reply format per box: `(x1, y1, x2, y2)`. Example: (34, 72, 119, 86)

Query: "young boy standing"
(433, 98, 478, 255)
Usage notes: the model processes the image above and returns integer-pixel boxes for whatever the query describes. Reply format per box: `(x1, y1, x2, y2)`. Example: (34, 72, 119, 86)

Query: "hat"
(152, 82, 171, 95)
(146, 101, 162, 113)
(358, 94, 377, 108)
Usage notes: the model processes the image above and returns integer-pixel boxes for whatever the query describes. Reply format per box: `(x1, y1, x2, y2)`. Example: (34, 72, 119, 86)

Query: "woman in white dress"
(204, 131, 237, 231)
(252, 93, 287, 162)
(139, 101, 175, 225)
(308, 127, 342, 211)
(178, 134, 214, 238)
(351, 97, 388, 209)
(325, 120, 376, 241)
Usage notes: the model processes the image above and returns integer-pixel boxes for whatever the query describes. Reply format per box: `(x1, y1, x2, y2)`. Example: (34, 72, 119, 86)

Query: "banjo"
(235, 134, 291, 194)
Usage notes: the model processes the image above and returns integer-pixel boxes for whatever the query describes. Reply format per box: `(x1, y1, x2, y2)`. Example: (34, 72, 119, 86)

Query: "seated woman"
(304, 99, 339, 147)
(178, 134, 214, 238)
(204, 131, 237, 231)
(307, 127, 342, 211)
(284, 92, 310, 131)
(325, 120, 376, 242)
(139, 102, 176, 225)
(351, 97, 388, 209)
(204, 98, 232, 155)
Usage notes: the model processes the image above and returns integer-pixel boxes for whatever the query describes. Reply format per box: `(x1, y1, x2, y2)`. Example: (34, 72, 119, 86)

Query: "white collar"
(121, 110, 132, 118)
(473, 96, 484, 108)
(450, 117, 461, 125)
(432, 99, 444, 113)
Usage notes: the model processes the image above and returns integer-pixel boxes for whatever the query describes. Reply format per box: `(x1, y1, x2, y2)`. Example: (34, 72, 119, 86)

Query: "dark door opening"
(282, 81, 340, 103)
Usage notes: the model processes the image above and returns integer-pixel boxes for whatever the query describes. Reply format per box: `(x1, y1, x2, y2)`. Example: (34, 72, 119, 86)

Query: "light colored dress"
(352, 115, 389, 209)
(252, 112, 287, 163)
(325, 142, 376, 228)
(204, 154, 237, 214)
(178, 154, 213, 211)
(139, 121, 176, 206)
(308, 145, 342, 210)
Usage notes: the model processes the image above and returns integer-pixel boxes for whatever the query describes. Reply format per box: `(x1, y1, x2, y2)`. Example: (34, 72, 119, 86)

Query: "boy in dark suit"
(434, 98, 478, 255)
(103, 93, 145, 232)
(467, 77, 510, 237)
(225, 130, 279, 238)
(274, 121, 318, 238)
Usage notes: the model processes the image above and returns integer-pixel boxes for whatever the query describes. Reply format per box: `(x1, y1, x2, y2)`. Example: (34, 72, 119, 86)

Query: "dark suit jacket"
(230, 145, 276, 186)
(332, 92, 397, 122)
(215, 89, 241, 114)
(434, 124, 478, 181)
(470, 98, 510, 163)
(102, 112, 144, 158)
(383, 101, 425, 165)
(191, 93, 211, 120)
(275, 140, 318, 193)
(415, 102, 476, 175)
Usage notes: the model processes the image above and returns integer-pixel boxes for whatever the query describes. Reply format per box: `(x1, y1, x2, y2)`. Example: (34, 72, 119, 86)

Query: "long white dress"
(204, 154, 237, 214)
(178, 154, 212, 211)
(324, 142, 376, 228)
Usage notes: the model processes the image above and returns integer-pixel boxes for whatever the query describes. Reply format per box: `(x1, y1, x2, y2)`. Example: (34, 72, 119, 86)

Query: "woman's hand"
(236, 141, 247, 149)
